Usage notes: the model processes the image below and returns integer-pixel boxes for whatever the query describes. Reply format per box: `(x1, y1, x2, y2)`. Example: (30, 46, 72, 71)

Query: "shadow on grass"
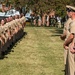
(51, 29, 63, 37)
(26, 24, 36, 27)
(61, 69, 65, 75)
(51, 34, 61, 37)
(0, 32, 27, 59)
(55, 28, 63, 34)
(26, 24, 63, 37)
(26, 24, 50, 27)
(46, 27, 63, 37)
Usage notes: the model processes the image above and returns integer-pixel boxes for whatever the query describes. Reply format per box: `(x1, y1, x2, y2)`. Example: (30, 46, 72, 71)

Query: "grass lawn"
(0, 24, 64, 75)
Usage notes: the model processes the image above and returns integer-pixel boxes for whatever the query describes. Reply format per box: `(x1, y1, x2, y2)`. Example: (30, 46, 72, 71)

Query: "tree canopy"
(4, 0, 75, 17)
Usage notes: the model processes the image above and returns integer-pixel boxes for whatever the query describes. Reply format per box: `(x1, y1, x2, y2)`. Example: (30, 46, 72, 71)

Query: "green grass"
(0, 25, 64, 75)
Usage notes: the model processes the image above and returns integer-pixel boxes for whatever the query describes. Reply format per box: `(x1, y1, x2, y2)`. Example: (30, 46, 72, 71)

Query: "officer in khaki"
(9, 20, 14, 45)
(64, 6, 73, 75)
(5, 22, 10, 48)
(64, 5, 75, 75)
(11, 20, 16, 44)
(0, 28, 3, 57)
(4, 25, 9, 50)
(18, 17, 23, 38)
(61, 19, 72, 75)
(8, 23, 12, 47)
(60, 6, 72, 73)
(17, 18, 22, 39)
(0, 34, 1, 50)
(2, 26, 8, 52)
(1, 28, 7, 52)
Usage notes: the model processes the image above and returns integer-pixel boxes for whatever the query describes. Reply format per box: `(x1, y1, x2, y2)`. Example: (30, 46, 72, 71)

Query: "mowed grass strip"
(0, 25, 64, 75)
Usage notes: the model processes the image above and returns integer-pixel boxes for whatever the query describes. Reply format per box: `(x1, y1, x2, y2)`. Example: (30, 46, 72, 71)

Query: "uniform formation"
(0, 14, 26, 58)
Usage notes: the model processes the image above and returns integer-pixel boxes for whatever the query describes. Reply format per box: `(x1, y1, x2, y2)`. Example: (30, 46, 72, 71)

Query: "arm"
(60, 25, 67, 40)
(63, 33, 74, 48)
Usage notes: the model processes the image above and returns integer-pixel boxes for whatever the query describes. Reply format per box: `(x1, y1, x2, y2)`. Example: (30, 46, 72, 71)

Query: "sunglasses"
(66, 8, 75, 12)
(66, 8, 71, 12)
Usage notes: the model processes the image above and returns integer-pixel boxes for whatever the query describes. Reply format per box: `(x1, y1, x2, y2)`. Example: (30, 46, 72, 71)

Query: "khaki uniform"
(11, 20, 16, 43)
(21, 16, 26, 28)
(5, 23, 11, 48)
(17, 19, 22, 39)
(0, 36, 1, 50)
(0, 28, 3, 57)
(14, 19, 19, 41)
(68, 20, 75, 75)
(63, 18, 72, 75)
(0, 27, 7, 52)
(64, 18, 72, 64)
(7, 22, 13, 47)
(9, 21, 14, 45)
(19, 17, 24, 37)
(2, 26, 8, 52)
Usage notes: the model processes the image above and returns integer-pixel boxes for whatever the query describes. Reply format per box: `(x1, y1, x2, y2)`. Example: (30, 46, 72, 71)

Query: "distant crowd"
(29, 9, 67, 28)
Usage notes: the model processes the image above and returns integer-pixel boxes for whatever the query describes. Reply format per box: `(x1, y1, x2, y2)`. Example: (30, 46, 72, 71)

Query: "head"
(12, 16, 15, 20)
(19, 15, 21, 18)
(8, 16, 13, 21)
(5, 18, 9, 22)
(1, 19, 5, 26)
(15, 15, 19, 19)
(21, 13, 24, 17)
(66, 5, 75, 19)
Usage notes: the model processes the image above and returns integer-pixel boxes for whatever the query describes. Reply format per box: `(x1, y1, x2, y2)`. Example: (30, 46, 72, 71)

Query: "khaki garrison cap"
(66, 5, 71, 8)
(66, 5, 75, 12)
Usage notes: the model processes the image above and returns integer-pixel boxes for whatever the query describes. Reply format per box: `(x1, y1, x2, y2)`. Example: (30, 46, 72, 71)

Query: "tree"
(3, 0, 75, 17)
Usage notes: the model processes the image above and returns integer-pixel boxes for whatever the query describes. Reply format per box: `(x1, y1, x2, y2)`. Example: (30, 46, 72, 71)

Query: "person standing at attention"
(64, 5, 75, 75)
(60, 5, 72, 75)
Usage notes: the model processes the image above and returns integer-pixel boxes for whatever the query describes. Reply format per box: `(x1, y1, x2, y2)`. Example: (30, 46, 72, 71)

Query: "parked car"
(0, 9, 20, 20)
